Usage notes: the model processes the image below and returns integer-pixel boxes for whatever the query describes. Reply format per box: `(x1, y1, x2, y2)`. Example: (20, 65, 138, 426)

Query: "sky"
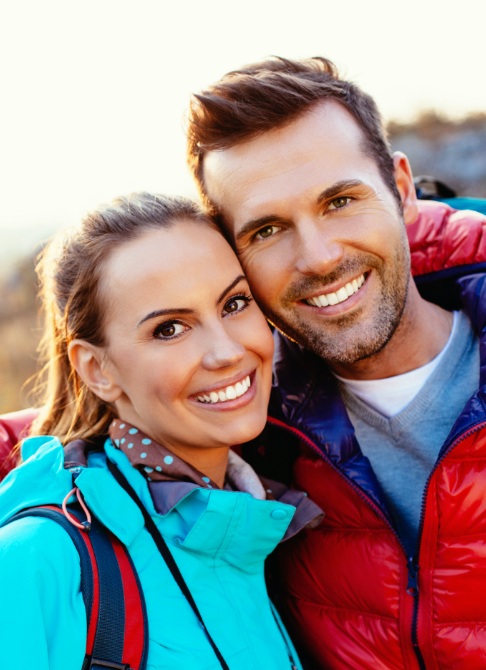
(1, 0, 485, 257)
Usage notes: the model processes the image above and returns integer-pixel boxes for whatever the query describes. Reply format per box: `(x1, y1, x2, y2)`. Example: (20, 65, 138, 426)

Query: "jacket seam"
(318, 526, 394, 534)
(434, 620, 486, 627)
(434, 530, 486, 540)
(287, 598, 397, 622)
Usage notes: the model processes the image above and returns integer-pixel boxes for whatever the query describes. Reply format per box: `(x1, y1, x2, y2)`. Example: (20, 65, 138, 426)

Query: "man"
(186, 57, 486, 669)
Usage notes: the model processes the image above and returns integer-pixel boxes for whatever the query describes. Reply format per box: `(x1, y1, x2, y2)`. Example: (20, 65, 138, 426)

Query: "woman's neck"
(170, 445, 229, 488)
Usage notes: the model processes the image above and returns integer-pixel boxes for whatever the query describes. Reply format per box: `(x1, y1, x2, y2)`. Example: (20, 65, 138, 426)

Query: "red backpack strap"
(4, 505, 148, 670)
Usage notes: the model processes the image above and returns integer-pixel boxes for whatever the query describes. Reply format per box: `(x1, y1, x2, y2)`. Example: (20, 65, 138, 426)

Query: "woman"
(0, 193, 320, 669)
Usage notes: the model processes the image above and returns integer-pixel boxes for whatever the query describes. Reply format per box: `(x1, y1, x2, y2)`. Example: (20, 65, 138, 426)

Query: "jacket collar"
(76, 441, 323, 550)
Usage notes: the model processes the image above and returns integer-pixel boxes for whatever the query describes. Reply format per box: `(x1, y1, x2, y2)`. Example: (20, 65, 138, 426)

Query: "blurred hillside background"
(2, 112, 485, 414)
(1, 0, 485, 415)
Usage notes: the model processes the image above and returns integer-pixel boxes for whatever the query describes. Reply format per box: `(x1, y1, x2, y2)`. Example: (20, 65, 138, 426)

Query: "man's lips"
(304, 273, 365, 308)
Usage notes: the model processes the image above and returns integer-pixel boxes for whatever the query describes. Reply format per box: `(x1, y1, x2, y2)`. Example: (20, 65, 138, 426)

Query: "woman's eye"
(328, 196, 351, 211)
(153, 321, 187, 340)
(223, 294, 252, 316)
(255, 224, 280, 240)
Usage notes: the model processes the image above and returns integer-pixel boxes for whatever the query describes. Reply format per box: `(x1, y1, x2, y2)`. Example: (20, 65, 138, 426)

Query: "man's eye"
(328, 196, 351, 210)
(255, 225, 280, 240)
(153, 321, 187, 340)
(223, 294, 252, 316)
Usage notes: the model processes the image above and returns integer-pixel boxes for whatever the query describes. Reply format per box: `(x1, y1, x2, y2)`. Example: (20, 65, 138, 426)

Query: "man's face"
(203, 100, 418, 373)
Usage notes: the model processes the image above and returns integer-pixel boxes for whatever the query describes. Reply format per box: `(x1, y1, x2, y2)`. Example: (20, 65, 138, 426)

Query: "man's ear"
(393, 151, 419, 225)
(68, 340, 122, 403)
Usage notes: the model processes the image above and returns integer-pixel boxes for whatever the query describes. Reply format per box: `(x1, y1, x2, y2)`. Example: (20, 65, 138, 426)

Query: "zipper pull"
(406, 555, 419, 596)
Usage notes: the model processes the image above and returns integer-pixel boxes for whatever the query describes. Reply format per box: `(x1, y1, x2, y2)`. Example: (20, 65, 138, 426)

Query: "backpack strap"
(107, 459, 230, 670)
(4, 505, 147, 670)
(414, 175, 457, 199)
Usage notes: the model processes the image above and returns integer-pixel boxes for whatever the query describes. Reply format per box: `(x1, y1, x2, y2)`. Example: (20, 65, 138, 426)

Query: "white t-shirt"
(333, 312, 458, 417)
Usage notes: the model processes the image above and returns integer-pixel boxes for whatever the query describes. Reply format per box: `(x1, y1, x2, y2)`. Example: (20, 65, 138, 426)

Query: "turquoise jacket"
(0, 436, 315, 669)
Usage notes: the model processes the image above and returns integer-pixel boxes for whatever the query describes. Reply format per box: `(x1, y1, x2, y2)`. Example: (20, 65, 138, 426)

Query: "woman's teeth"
(197, 375, 251, 404)
(306, 274, 365, 307)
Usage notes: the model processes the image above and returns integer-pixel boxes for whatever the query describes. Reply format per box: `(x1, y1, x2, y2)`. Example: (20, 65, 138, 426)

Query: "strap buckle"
(88, 658, 132, 670)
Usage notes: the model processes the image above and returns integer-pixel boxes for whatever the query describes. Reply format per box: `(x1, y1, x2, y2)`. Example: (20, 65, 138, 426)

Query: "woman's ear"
(392, 151, 419, 225)
(68, 340, 122, 403)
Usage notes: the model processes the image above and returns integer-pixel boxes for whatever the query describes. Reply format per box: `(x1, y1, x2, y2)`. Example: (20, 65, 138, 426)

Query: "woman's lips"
(195, 373, 252, 405)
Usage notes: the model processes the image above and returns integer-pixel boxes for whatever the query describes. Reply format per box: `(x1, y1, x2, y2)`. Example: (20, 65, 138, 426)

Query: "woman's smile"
(194, 372, 253, 405)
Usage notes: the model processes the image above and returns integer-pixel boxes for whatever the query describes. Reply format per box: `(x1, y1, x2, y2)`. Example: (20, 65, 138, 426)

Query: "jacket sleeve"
(0, 516, 86, 670)
(0, 408, 39, 479)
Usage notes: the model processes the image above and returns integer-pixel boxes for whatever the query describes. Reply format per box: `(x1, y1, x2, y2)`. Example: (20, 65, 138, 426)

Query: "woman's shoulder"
(0, 514, 81, 569)
(0, 436, 74, 524)
(0, 514, 82, 623)
(0, 516, 86, 670)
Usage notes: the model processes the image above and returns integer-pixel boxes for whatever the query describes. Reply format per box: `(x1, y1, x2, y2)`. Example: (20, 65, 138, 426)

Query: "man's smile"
(304, 273, 366, 308)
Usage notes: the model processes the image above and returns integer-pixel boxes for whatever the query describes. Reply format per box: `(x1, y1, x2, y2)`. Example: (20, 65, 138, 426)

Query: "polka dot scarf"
(109, 419, 219, 489)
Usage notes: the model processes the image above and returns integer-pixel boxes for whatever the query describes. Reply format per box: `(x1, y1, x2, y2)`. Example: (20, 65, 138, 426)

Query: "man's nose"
(201, 325, 246, 370)
(294, 219, 344, 275)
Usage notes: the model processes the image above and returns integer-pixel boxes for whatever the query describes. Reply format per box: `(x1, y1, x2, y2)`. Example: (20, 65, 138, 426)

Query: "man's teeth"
(306, 274, 365, 308)
(197, 375, 251, 404)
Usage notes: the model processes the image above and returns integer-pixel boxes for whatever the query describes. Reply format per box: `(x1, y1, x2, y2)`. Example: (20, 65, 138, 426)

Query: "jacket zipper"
(268, 416, 486, 669)
(406, 554, 426, 669)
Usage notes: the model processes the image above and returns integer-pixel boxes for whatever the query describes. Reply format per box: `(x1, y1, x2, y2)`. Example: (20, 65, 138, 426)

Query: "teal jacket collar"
(0, 436, 322, 559)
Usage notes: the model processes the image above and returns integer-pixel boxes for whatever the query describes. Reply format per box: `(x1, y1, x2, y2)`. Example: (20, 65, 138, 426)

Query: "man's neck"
(330, 285, 454, 381)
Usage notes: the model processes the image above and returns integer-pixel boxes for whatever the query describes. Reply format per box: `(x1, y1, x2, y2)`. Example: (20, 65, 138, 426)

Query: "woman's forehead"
(99, 223, 244, 317)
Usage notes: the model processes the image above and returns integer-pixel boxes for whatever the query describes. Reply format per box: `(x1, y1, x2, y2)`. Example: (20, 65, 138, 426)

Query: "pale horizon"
(1, 0, 484, 244)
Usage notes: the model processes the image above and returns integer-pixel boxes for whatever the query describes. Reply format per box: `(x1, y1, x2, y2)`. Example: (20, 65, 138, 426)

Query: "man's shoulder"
(271, 332, 336, 414)
(411, 200, 486, 276)
(272, 331, 330, 386)
(409, 201, 486, 311)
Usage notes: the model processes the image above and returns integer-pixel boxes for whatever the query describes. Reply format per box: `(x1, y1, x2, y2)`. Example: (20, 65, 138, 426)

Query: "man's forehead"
(203, 100, 370, 220)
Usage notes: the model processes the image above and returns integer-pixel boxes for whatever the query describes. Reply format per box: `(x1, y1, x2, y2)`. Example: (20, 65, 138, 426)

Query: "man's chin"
(278, 319, 394, 367)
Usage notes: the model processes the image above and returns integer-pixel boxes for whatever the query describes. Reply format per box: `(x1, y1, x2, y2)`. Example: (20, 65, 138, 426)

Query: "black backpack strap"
(107, 459, 230, 670)
(414, 175, 457, 199)
(5, 505, 147, 670)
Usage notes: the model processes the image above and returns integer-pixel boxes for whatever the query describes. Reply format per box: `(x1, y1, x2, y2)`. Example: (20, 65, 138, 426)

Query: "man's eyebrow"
(235, 180, 365, 242)
(138, 307, 193, 327)
(235, 215, 287, 242)
(316, 179, 364, 205)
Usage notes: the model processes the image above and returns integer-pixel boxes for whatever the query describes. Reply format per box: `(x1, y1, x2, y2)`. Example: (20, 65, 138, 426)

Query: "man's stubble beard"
(263, 241, 411, 366)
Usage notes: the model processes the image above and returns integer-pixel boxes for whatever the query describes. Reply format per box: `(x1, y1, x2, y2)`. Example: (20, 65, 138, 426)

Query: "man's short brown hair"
(187, 56, 400, 211)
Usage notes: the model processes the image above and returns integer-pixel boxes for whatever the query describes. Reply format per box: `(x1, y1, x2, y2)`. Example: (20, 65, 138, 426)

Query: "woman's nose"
(201, 327, 246, 370)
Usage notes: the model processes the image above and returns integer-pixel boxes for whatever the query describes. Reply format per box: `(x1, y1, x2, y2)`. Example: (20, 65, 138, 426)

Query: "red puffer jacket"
(253, 201, 486, 669)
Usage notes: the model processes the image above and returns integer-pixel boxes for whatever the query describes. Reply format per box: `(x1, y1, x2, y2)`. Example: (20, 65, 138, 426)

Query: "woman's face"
(98, 221, 274, 462)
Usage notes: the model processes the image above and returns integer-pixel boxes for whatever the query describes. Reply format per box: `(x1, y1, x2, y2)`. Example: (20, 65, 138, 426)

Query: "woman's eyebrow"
(216, 274, 246, 304)
(137, 307, 193, 327)
(137, 275, 246, 327)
